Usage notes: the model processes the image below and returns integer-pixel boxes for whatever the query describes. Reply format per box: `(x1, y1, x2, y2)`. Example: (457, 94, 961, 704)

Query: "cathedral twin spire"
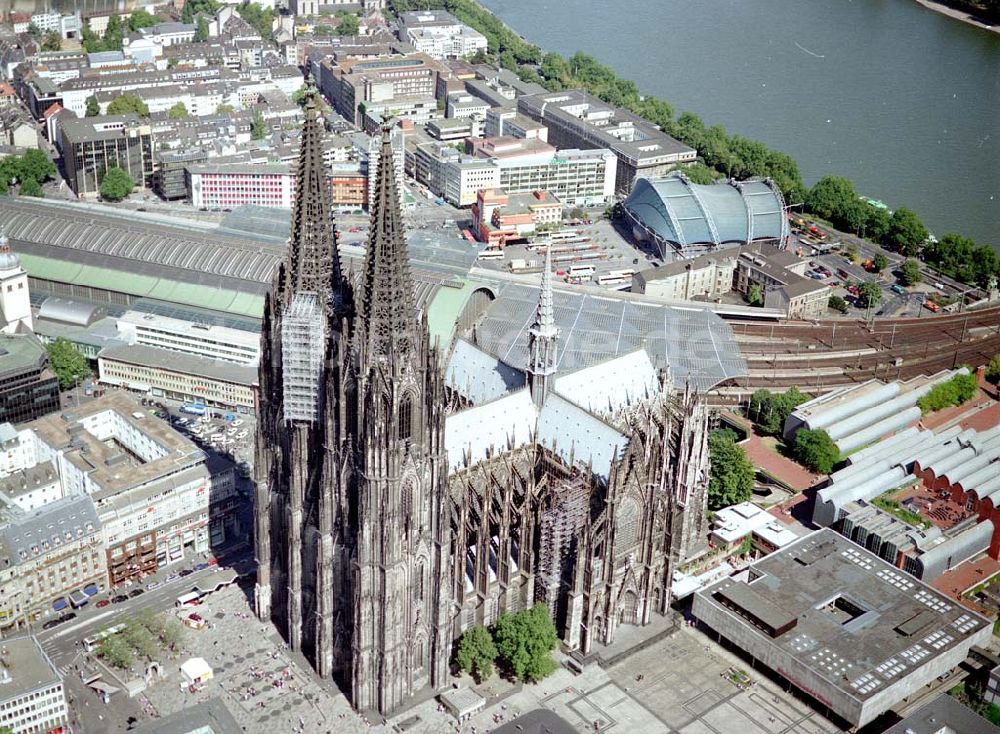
(283, 79, 342, 306)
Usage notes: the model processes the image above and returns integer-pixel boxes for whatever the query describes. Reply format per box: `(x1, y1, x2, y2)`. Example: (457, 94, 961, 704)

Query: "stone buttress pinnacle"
(533, 246, 557, 338)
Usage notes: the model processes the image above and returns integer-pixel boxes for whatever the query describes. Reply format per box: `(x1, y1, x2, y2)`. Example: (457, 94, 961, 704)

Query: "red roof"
(43, 103, 63, 119)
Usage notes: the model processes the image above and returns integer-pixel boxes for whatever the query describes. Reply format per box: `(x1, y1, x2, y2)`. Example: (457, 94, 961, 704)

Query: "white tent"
(180, 657, 213, 686)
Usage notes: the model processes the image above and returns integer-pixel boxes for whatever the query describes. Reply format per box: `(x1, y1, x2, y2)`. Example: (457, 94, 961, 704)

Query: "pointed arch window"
(398, 392, 413, 442)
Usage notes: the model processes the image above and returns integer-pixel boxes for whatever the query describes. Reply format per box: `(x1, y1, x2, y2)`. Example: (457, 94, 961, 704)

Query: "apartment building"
(0, 495, 106, 632)
(518, 89, 696, 195)
(736, 243, 827, 319)
(632, 253, 738, 301)
(0, 636, 67, 734)
(57, 113, 154, 196)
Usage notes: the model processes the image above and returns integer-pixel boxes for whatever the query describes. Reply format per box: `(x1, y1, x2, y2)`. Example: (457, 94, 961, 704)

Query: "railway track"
(725, 304, 1000, 391)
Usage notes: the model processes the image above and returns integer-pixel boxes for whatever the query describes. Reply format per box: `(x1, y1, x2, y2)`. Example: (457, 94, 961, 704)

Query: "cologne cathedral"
(254, 87, 711, 714)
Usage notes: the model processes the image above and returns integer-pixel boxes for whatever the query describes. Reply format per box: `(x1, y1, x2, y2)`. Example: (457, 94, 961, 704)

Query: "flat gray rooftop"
(883, 693, 1000, 733)
(0, 636, 61, 702)
(696, 528, 990, 703)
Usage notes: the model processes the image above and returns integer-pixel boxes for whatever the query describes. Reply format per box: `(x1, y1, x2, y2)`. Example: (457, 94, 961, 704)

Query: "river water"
(481, 0, 999, 245)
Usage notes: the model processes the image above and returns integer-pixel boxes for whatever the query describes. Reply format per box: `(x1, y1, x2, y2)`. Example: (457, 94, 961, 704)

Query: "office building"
(21, 393, 239, 585)
(0, 334, 61, 426)
(472, 189, 562, 248)
(58, 113, 154, 197)
(693, 529, 991, 728)
(187, 163, 296, 210)
(0, 636, 67, 734)
(399, 11, 488, 60)
(518, 89, 696, 194)
(632, 252, 738, 301)
(735, 244, 827, 319)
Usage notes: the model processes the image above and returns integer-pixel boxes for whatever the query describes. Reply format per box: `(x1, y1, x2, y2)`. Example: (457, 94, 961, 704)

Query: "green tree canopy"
(922, 233, 1000, 288)
(887, 207, 928, 257)
(900, 258, 921, 286)
(335, 12, 360, 36)
(872, 252, 888, 273)
(917, 372, 977, 414)
(194, 16, 210, 42)
(18, 149, 57, 184)
(828, 294, 848, 313)
(97, 634, 133, 669)
(865, 206, 891, 242)
(128, 9, 159, 31)
(747, 284, 764, 306)
(807, 175, 857, 221)
(985, 354, 1000, 385)
(858, 281, 882, 308)
(107, 93, 150, 117)
(793, 429, 840, 474)
(46, 338, 89, 389)
(251, 110, 267, 140)
(240, 2, 277, 39)
(748, 388, 808, 436)
(183, 0, 220, 24)
(455, 625, 498, 682)
(493, 605, 558, 682)
(216, 103, 235, 114)
(85, 95, 100, 117)
(99, 167, 135, 201)
(41, 30, 62, 52)
(708, 429, 755, 510)
(168, 101, 189, 119)
(18, 177, 42, 197)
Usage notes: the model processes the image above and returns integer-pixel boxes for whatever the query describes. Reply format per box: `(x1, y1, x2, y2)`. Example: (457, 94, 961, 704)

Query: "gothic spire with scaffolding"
(283, 77, 342, 305)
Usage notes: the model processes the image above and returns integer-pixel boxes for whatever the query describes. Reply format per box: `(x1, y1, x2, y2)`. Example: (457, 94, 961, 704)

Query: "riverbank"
(912, 0, 1000, 33)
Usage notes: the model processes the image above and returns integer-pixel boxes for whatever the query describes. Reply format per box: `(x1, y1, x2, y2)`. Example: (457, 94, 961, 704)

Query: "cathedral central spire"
(527, 246, 559, 406)
(359, 121, 417, 361)
(283, 79, 342, 305)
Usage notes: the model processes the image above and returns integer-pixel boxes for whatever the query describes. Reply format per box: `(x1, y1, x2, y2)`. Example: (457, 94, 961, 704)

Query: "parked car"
(96, 599, 111, 608)
(112, 594, 128, 604)
(194, 563, 209, 571)
(179, 569, 194, 578)
(128, 588, 145, 598)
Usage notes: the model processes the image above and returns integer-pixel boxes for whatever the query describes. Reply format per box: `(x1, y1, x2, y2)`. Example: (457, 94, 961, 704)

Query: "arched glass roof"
(623, 174, 788, 248)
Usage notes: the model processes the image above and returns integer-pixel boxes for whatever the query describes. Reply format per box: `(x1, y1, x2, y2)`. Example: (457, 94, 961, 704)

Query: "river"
(481, 0, 999, 245)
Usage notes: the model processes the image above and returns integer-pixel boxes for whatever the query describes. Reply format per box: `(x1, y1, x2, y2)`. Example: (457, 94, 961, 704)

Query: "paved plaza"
(125, 584, 845, 734)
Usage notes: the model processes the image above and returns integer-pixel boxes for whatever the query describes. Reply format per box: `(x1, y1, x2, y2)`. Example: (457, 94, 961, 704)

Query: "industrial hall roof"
(623, 174, 789, 249)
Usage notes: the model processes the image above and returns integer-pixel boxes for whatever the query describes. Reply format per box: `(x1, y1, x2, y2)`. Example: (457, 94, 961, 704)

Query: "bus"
(176, 591, 203, 608)
(596, 269, 636, 287)
(180, 402, 206, 416)
(567, 264, 595, 278)
(83, 624, 126, 652)
(477, 250, 503, 261)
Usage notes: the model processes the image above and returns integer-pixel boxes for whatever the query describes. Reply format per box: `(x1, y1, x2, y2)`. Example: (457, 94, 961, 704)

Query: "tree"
(239, 2, 277, 39)
(46, 339, 89, 388)
(123, 621, 158, 660)
(887, 207, 928, 257)
(183, 0, 220, 25)
(872, 252, 888, 273)
(104, 14, 123, 50)
(128, 9, 159, 32)
(917, 372, 977, 414)
(194, 16, 210, 43)
(707, 429, 755, 510)
(455, 625, 498, 682)
(985, 354, 1000, 385)
(27, 22, 42, 39)
(168, 101, 189, 119)
(41, 31, 62, 52)
(858, 281, 882, 309)
(828, 295, 848, 313)
(99, 167, 135, 201)
(216, 103, 235, 114)
(794, 429, 840, 474)
(865, 206, 891, 243)
(335, 12, 360, 37)
(107, 93, 150, 117)
(746, 284, 764, 307)
(493, 605, 558, 683)
(18, 177, 42, 197)
(18, 149, 56, 184)
(97, 634, 133, 669)
(291, 85, 309, 107)
(900, 258, 921, 286)
(85, 95, 100, 117)
(748, 388, 808, 436)
(807, 175, 856, 221)
(160, 618, 185, 649)
(251, 110, 267, 140)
